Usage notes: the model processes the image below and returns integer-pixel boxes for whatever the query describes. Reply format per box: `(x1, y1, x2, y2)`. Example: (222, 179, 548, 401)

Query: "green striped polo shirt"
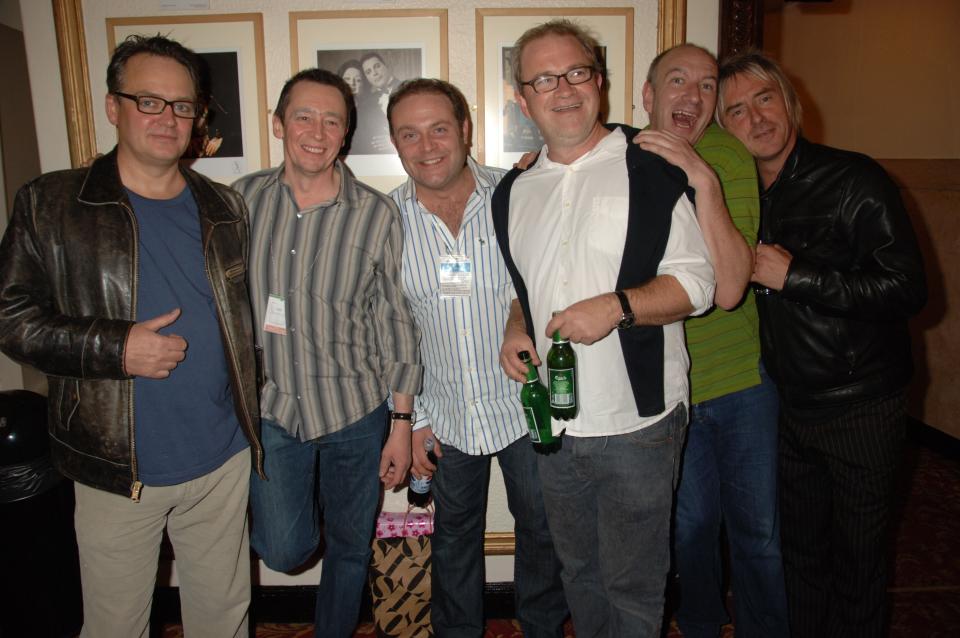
(686, 123, 762, 404)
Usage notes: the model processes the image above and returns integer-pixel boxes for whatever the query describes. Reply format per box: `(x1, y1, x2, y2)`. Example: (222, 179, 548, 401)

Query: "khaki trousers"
(75, 449, 251, 638)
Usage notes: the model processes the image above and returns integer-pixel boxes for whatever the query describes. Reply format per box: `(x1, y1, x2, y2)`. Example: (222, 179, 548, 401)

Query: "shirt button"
(297, 213, 303, 219)
(290, 249, 296, 255)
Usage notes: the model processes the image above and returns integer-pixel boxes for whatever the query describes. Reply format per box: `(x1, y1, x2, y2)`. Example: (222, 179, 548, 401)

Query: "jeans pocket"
(625, 403, 686, 449)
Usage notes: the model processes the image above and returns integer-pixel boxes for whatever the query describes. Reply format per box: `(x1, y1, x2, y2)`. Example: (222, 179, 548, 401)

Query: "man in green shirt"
(635, 44, 789, 638)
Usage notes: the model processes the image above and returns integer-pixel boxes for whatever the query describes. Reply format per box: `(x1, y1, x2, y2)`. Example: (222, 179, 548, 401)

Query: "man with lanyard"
(386, 78, 567, 637)
(232, 68, 422, 638)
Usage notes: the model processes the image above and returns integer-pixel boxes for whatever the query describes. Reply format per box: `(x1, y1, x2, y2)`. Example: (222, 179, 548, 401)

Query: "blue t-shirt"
(129, 186, 247, 486)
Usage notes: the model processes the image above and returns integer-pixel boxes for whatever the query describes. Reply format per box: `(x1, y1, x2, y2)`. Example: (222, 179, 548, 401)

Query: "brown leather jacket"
(0, 149, 263, 498)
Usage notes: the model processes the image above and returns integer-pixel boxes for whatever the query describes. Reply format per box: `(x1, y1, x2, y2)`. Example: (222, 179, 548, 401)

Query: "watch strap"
(390, 411, 414, 421)
(614, 290, 635, 329)
(613, 290, 631, 316)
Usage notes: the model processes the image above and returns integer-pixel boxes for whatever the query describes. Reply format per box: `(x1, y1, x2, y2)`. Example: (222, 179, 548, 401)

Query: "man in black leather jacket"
(717, 51, 926, 638)
(0, 36, 262, 637)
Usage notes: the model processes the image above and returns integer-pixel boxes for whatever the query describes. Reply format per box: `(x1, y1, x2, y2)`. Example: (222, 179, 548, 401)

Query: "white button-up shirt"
(508, 128, 715, 437)
(391, 159, 526, 454)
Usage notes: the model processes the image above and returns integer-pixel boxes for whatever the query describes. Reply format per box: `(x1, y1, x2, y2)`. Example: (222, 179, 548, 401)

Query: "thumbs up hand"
(123, 308, 188, 379)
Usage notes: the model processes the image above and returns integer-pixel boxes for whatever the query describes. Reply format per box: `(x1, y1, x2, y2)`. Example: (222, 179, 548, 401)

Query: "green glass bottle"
(519, 351, 560, 453)
(547, 330, 577, 420)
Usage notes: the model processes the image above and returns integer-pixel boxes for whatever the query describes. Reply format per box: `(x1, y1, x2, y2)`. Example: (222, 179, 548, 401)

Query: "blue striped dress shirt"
(391, 158, 527, 455)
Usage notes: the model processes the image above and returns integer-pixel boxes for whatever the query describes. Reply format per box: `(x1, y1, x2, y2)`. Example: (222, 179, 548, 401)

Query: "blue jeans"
(249, 404, 387, 638)
(431, 436, 567, 638)
(538, 404, 687, 638)
(674, 373, 789, 638)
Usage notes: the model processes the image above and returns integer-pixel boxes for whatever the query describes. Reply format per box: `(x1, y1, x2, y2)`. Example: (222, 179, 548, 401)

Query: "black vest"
(491, 124, 692, 417)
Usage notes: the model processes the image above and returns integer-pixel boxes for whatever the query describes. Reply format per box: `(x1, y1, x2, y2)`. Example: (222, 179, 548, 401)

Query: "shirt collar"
(398, 156, 494, 218)
(534, 126, 626, 171)
(274, 160, 349, 214)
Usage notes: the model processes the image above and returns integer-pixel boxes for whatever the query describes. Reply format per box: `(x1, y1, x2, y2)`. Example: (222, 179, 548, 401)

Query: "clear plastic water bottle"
(407, 436, 437, 507)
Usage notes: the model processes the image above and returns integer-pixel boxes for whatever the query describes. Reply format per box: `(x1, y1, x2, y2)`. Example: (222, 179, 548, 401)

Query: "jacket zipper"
(122, 201, 142, 502)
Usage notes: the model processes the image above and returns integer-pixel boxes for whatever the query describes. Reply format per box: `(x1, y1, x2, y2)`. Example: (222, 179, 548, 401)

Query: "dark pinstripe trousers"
(778, 390, 906, 638)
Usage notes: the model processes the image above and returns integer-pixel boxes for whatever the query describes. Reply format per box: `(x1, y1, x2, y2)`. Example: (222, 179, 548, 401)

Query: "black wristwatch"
(613, 290, 635, 330)
(390, 411, 416, 423)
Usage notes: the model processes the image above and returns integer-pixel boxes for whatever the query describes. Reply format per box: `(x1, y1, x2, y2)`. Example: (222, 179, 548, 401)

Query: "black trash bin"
(0, 390, 83, 638)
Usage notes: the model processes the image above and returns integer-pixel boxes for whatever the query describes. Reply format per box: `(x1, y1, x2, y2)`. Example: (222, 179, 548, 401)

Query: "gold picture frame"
(104, 13, 269, 181)
(476, 8, 634, 168)
(476, 4, 687, 168)
(290, 9, 448, 194)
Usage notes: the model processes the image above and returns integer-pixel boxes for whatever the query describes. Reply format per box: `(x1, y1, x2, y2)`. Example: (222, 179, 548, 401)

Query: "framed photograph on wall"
(291, 10, 448, 193)
(106, 14, 269, 181)
(476, 8, 634, 169)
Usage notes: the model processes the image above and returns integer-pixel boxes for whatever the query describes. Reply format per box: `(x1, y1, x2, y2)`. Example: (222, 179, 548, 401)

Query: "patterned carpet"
(160, 441, 960, 637)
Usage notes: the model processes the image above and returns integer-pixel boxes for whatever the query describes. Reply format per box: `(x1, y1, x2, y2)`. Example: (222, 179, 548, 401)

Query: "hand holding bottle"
(408, 436, 439, 508)
(411, 426, 442, 479)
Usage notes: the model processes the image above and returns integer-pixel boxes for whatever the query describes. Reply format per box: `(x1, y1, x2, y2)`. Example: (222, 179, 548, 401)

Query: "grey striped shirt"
(234, 162, 422, 440)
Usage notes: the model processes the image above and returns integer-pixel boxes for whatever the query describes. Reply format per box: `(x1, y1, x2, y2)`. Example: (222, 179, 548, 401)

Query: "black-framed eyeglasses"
(519, 66, 597, 94)
(113, 92, 199, 119)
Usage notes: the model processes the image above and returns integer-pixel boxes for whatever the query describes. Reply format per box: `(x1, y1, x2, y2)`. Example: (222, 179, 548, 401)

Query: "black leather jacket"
(758, 137, 926, 408)
(0, 150, 263, 497)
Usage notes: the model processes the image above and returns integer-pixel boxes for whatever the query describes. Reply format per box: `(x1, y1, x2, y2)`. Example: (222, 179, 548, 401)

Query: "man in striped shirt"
(232, 68, 422, 638)
(386, 79, 567, 637)
(634, 44, 789, 638)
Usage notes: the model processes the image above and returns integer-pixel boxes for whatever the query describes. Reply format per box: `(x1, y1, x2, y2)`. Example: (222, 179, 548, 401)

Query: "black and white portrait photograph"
(317, 47, 424, 155)
(186, 51, 244, 165)
(108, 15, 270, 181)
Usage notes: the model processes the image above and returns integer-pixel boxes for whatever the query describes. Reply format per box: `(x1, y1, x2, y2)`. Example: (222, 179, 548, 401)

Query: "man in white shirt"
(387, 78, 567, 637)
(493, 21, 715, 637)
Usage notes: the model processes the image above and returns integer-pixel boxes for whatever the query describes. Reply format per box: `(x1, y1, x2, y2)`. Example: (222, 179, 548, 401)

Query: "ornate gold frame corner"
(659, 0, 688, 53)
(54, 0, 96, 168)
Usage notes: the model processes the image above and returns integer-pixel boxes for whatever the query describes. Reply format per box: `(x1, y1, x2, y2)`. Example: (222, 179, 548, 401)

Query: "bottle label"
(409, 475, 431, 494)
(549, 368, 576, 408)
(523, 406, 542, 443)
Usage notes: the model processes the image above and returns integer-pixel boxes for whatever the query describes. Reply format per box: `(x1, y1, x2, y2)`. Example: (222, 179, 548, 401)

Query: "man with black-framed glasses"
(112, 91, 200, 119)
(0, 34, 262, 637)
(492, 20, 715, 638)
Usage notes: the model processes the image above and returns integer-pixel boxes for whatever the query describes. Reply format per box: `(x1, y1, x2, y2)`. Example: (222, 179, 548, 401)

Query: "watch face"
(618, 314, 635, 330)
